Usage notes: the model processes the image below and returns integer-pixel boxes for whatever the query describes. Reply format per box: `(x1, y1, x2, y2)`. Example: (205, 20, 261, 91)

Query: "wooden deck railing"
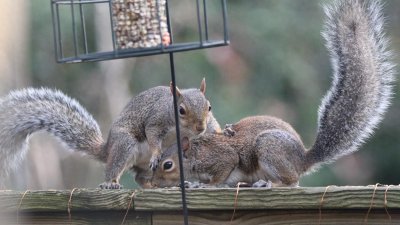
(1, 186, 399, 224)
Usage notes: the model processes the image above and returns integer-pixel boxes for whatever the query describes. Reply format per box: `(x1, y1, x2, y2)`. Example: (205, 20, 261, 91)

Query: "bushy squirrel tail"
(305, 0, 395, 169)
(0, 88, 105, 182)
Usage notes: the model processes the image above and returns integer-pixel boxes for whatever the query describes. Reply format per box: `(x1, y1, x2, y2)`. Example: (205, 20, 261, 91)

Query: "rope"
(318, 185, 332, 225)
(17, 190, 30, 224)
(68, 188, 78, 223)
(230, 182, 247, 222)
(121, 190, 137, 225)
(364, 183, 380, 223)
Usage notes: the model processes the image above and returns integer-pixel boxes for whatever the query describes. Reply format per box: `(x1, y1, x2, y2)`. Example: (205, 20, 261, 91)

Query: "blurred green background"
(1, 0, 399, 190)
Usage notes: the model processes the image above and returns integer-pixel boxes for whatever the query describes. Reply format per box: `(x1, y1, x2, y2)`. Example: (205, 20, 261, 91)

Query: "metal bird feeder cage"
(50, 0, 229, 63)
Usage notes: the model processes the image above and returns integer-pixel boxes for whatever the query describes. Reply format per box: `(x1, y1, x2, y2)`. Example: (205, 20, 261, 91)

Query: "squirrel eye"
(163, 161, 174, 171)
(208, 105, 212, 111)
(179, 106, 186, 115)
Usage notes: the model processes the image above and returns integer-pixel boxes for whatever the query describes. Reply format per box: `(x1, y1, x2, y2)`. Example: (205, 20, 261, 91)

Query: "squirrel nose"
(196, 124, 205, 133)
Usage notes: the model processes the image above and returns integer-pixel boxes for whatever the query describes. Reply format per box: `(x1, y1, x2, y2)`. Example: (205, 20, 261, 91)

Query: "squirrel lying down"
(148, 0, 395, 188)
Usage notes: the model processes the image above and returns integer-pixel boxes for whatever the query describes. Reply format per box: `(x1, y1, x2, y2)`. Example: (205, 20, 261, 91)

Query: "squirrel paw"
(99, 182, 123, 189)
(181, 181, 206, 188)
(181, 181, 221, 188)
(231, 182, 252, 188)
(223, 124, 236, 137)
(252, 179, 272, 188)
(181, 181, 196, 188)
(149, 154, 161, 171)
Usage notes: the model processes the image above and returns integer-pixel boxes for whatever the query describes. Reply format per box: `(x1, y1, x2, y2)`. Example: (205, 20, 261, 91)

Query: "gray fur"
(102, 85, 214, 187)
(150, 0, 395, 188)
(0, 81, 220, 188)
(307, 0, 395, 168)
(0, 88, 104, 185)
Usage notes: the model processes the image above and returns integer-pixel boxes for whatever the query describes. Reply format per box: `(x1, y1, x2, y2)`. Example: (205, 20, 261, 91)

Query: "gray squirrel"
(0, 79, 221, 189)
(150, 0, 395, 188)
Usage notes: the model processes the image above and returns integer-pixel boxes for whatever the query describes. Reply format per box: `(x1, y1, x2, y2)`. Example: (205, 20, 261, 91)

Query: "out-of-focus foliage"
(1, 0, 399, 189)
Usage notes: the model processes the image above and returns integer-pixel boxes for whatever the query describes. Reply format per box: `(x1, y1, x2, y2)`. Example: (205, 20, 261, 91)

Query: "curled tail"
(305, 0, 395, 169)
(0, 88, 105, 181)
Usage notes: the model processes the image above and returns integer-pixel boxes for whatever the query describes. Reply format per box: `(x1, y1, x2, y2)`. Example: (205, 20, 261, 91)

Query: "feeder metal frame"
(51, 0, 229, 63)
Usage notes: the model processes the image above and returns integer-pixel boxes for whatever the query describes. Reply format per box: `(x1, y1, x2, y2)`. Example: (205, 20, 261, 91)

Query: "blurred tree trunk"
(0, 1, 31, 188)
(0, 0, 30, 94)
(0, 2, 67, 190)
(95, 4, 133, 124)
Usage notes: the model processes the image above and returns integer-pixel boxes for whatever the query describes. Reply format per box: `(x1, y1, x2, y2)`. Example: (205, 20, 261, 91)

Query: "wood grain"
(1, 186, 400, 224)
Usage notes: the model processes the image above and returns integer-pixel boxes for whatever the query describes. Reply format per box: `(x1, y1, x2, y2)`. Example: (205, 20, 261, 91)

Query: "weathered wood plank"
(1, 211, 151, 225)
(1, 186, 400, 225)
(134, 186, 400, 211)
(0, 189, 135, 212)
(1, 186, 400, 212)
(4, 209, 400, 225)
(1, 209, 399, 225)
(152, 209, 400, 225)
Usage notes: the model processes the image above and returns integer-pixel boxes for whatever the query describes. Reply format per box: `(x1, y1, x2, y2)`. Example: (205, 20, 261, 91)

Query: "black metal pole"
(165, 0, 188, 223)
(78, 0, 88, 54)
(222, 0, 229, 44)
(70, 0, 79, 57)
(195, 0, 203, 46)
(203, 0, 209, 41)
(169, 52, 189, 225)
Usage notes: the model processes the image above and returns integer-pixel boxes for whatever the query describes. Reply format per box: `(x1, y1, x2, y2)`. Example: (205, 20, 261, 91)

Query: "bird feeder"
(50, 0, 229, 63)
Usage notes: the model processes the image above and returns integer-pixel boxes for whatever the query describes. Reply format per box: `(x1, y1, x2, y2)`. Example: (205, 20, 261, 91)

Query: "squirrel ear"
(181, 137, 190, 152)
(200, 78, 206, 95)
(170, 81, 182, 97)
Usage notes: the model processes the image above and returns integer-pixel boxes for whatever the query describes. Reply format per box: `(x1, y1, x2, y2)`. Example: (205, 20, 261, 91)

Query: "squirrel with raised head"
(0, 79, 221, 189)
(150, 0, 395, 188)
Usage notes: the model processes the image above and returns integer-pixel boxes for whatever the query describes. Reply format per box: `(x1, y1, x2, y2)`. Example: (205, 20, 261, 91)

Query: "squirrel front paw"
(223, 124, 236, 137)
(99, 182, 123, 189)
(252, 179, 272, 188)
(149, 154, 161, 171)
(181, 181, 219, 188)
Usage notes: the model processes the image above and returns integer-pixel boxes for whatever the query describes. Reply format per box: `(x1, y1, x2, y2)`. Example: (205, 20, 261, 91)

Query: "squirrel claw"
(180, 181, 192, 188)
(149, 154, 161, 171)
(223, 124, 236, 137)
(252, 179, 272, 188)
(236, 182, 252, 187)
(99, 182, 123, 189)
(180, 181, 213, 188)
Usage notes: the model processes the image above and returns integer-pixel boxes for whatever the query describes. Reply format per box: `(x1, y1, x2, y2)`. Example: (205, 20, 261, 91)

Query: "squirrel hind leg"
(255, 129, 305, 186)
(102, 131, 139, 189)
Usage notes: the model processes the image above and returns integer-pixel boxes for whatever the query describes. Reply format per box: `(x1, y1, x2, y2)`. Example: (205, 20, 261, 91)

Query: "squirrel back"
(104, 78, 217, 184)
(112, 84, 213, 142)
(150, 0, 395, 188)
